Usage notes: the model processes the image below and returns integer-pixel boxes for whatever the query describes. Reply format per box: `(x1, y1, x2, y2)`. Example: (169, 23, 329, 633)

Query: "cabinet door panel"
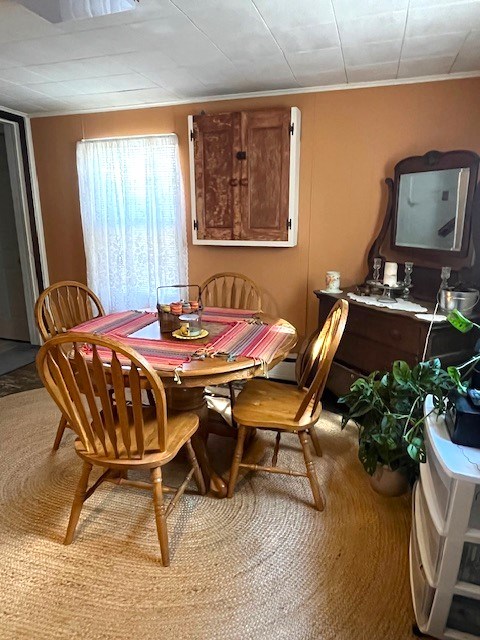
(193, 113, 240, 240)
(240, 109, 290, 241)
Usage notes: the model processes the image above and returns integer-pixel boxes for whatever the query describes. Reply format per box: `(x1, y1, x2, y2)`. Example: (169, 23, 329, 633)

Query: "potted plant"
(339, 359, 455, 496)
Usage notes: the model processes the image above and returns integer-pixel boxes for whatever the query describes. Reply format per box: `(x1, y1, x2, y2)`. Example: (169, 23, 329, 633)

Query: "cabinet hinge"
(193, 220, 198, 231)
(287, 218, 292, 230)
(190, 129, 196, 141)
(289, 123, 294, 135)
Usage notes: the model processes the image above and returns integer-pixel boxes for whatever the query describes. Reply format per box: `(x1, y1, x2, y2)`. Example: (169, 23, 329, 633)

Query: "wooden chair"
(200, 272, 262, 312)
(36, 332, 205, 567)
(201, 272, 262, 410)
(227, 299, 349, 511)
(35, 281, 105, 450)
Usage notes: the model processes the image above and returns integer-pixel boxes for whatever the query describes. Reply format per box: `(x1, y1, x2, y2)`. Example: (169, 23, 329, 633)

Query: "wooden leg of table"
(166, 386, 228, 498)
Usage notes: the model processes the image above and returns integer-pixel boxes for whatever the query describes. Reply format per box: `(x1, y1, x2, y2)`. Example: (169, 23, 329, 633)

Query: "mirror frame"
(367, 150, 480, 300)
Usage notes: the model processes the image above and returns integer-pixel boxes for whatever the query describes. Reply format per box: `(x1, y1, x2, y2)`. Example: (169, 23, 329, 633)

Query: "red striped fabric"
(70, 309, 291, 372)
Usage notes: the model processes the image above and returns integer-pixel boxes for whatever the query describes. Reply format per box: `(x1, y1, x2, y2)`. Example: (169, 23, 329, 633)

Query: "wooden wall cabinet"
(188, 107, 300, 247)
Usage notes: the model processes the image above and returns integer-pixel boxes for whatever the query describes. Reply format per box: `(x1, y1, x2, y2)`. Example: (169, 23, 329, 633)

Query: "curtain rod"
(80, 133, 177, 142)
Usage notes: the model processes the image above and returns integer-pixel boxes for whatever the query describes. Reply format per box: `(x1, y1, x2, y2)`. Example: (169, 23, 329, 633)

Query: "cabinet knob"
(240, 178, 248, 186)
(391, 328, 401, 339)
(229, 178, 238, 186)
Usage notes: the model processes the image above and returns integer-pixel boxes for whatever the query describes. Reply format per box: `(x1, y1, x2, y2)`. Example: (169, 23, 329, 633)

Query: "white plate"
(319, 289, 343, 294)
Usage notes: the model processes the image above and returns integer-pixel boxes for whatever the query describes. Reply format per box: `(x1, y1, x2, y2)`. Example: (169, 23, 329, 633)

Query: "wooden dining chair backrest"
(294, 299, 349, 422)
(200, 272, 262, 311)
(37, 332, 168, 459)
(35, 281, 105, 342)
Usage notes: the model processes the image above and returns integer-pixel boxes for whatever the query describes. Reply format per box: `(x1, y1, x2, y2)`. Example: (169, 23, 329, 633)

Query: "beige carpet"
(0, 388, 416, 640)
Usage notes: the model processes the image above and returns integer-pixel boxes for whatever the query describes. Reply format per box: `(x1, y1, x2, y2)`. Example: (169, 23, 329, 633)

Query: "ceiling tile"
(0, 66, 51, 84)
(137, 68, 207, 97)
(295, 68, 347, 86)
(401, 32, 467, 58)
(410, 0, 480, 7)
(343, 40, 402, 66)
(346, 61, 398, 82)
(398, 54, 455, 77)
(252, 0, 335, 29)
(171, 2, 281, 61)
(127, 18, 231, 65)
(338, 11, 407, 44)
(451, 29, 480, 71)
(233, 54, 298, 85)
(271, 23, 340, 53)
(62, 73, 158, 95)
(332, 0, 408, 20)
(406, 3, 480, 37)
(286, 48, 345, 75)
(27, 81, 85, 98)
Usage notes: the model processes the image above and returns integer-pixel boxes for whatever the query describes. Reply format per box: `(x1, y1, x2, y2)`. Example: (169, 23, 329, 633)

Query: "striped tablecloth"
(70, 308, 294, 372)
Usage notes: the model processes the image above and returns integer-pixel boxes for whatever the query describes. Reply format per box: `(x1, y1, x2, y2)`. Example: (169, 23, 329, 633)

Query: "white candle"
(383, 262, 398, 287)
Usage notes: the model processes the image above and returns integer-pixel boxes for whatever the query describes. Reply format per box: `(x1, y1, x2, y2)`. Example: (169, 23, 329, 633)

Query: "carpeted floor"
(0, 388, 416, 640)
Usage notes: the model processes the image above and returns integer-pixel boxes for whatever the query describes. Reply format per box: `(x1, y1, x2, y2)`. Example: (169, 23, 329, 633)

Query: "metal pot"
(439, 288, 479, 318)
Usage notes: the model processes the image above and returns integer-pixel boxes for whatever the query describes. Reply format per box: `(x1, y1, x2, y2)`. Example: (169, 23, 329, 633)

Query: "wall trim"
(29, 70, 480, 119)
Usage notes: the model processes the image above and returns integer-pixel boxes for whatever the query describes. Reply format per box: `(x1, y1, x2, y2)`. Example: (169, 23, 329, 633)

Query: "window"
(76, 134, 187, 312)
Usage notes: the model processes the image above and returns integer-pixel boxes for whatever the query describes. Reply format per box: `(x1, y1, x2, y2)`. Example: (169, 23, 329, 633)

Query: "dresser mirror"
(395, 167, 469, 252)
(367, 149, 480, 300)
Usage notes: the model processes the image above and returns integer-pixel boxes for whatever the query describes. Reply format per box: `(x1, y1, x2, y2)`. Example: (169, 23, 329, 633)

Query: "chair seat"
(75, 406, 199, 469)
(233, 379, 321, 431)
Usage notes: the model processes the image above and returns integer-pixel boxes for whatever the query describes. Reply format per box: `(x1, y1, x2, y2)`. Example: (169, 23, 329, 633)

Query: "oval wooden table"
(129, 315, 297, 497)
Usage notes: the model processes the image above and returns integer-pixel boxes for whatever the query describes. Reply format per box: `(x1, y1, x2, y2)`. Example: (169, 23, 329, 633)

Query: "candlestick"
(383, 262, 398, 287)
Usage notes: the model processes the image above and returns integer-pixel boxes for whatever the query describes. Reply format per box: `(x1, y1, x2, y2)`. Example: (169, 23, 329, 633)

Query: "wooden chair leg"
(64, 461, 92, 544)
(298, 431, 324, 512)
(308, 426, 323, 457)
(185, 439, 206, 495)
(227, 424, 247, 498)
(53, 415, 68, 451)
(151, 467, 170, 567)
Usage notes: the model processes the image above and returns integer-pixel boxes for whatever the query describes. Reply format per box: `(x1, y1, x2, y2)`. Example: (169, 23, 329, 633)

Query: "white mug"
(326, 271, 341, 292)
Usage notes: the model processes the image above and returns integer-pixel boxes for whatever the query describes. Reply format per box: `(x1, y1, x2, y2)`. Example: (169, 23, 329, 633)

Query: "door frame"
(0, 111, 49, 345)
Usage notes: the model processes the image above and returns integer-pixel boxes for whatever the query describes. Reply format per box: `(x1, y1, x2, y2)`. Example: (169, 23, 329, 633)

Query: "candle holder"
(402, 262, 414, 300)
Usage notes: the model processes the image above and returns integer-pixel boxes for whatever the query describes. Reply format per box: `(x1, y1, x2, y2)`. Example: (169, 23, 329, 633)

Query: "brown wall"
(31, 78, 480, 340)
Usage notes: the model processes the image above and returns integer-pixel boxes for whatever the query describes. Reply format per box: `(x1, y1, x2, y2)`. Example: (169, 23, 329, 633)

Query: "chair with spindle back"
(201, 272, 262, 410)
(35, 281, 105, 450)
(227, 299, 349, 511)
(36, 333, 205, 567)
(200, 272, 262, 312)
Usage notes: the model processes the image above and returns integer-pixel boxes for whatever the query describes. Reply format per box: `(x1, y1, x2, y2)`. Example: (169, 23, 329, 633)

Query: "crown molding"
(29, 70, 480, 119)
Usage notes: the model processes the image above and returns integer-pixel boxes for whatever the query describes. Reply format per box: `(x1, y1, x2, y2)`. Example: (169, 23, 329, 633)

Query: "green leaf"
(392, 360, 411, 385)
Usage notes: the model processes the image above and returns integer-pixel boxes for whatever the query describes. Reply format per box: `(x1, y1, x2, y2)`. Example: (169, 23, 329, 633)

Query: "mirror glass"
(395, 167, 470, 251)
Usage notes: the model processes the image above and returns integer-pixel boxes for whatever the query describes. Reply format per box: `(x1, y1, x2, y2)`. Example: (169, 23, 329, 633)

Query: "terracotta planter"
(369, 465, 409, 497)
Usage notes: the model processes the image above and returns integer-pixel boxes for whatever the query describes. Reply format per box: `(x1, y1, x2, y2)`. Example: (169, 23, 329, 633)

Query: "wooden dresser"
(315, 288, 479, 397)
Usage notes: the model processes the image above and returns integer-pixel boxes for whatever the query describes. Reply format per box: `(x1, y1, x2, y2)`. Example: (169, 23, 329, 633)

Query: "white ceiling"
(0, 0, 479, 116)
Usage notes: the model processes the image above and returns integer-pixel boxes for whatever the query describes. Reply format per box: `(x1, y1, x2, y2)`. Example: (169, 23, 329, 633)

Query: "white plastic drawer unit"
(415, 481, 446, 586)
(421, 430, 453, 527)
(447, 594, 480, 636)
(459, 542, 480, 586)
(470, 486, 480, 530)
(410, 522, 436, 627)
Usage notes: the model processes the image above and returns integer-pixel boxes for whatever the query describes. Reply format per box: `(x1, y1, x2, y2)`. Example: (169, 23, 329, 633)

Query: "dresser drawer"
(336, 333, 419, 373)
(346, 304, 423, 352)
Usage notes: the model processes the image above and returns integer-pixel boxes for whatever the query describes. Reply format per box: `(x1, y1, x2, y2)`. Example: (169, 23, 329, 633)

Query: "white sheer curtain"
(76, 135, 188, 312)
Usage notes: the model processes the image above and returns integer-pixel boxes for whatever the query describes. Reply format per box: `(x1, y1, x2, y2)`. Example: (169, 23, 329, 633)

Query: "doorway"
(0, 119, 41, 375)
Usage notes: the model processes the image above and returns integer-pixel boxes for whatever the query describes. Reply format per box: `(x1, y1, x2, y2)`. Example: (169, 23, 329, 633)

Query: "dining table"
(71, 307, 298, 497)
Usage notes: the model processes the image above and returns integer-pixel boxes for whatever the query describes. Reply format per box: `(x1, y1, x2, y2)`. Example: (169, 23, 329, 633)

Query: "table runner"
(70, 309, 293, 373)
